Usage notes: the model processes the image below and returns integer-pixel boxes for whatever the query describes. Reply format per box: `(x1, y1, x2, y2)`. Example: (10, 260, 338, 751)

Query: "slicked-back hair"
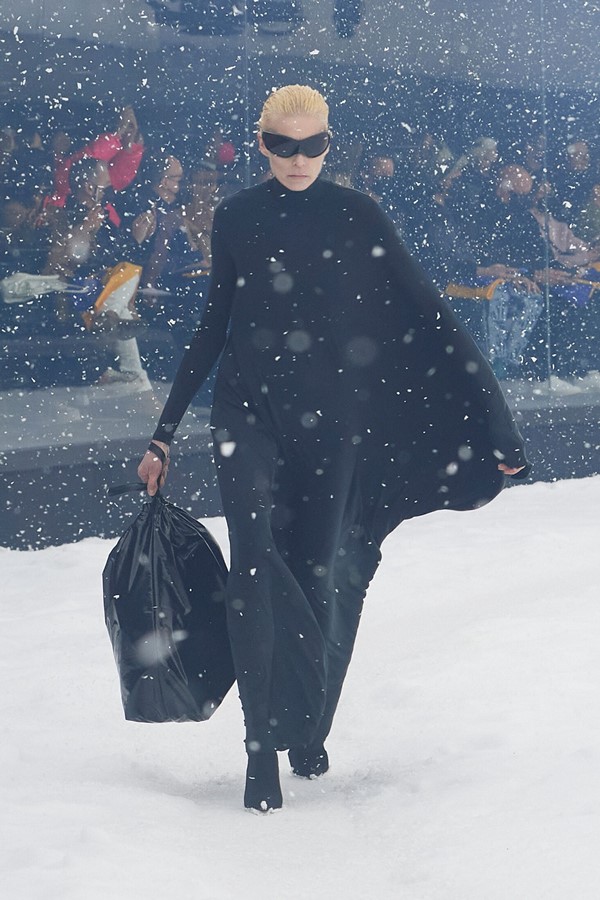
(258, 85, 329, 133)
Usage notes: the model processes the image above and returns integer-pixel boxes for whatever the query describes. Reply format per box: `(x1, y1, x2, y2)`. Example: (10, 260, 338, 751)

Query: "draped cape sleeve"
(152, 178, 529, 541)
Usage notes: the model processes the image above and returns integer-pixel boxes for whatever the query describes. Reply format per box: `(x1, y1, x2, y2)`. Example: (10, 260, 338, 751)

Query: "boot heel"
(244, 751, 283, 812)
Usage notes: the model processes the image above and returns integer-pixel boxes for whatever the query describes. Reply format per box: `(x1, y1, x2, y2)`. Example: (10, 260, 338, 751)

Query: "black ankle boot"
(288, 744, 329, 778)
(244, 751, 283, 812)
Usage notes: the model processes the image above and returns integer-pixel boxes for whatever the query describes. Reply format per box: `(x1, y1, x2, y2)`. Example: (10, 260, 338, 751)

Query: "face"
(52, 131, 71, 155)
(157, 156, 183, 204)
(258, 114, 329, 191)
(0, 199, 31, 231)
(497, 165, 533, 202)
(370, 156, 395, 179)
(567, 142, 590, 172)
(477, 146, 498, 172)
(190, 168, 217, 197)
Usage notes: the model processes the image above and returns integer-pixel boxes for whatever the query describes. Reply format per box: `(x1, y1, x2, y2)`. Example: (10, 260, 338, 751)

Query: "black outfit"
(122, 188, 186, 283)
(477, 194, 547, 273)
(550, 166, 597, 233)
(153, 176, 529, 756)
(447, 165, 499, 252)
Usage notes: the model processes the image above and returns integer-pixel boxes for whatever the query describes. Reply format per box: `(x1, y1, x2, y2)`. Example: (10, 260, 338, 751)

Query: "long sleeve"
(152, 203, 237, 444)
(50, 134, 128, 208)
(108, 142, 144, 192)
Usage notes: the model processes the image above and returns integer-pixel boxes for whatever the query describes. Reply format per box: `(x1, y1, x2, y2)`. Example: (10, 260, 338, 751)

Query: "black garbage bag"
(103, 489, 235, 722)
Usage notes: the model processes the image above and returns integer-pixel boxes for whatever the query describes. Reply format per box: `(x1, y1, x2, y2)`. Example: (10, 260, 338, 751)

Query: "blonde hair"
(258, 84, 329, 132)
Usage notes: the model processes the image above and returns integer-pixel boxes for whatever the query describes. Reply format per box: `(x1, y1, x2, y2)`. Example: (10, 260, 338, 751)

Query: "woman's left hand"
(498, 463, 526, 476)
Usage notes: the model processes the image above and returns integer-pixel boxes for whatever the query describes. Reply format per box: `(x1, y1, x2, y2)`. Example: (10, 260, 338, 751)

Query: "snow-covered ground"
(2, 477, 600, 900)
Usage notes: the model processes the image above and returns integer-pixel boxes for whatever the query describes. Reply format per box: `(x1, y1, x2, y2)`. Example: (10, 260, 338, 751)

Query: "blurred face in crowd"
(473, 140, 498, 173)
(71, 160, 110, 209)
(258, 114, 330, 191)
(524, 135, 546, 173)
(189, 167, 218, 201)
(52, 130, 71, 156)
(370, 156, 395, 179)
(77, 161, 111, 209)
(0, 199, 32, 232)
(157, 156, 183, 204)
(184, 167, 219, 225)
(566, 141, 590, 172)
(364, 155, 395, 196)
(496, 165, 533, 204)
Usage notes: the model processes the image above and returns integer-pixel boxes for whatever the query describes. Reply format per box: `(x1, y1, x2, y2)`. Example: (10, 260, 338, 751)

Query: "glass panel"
(1, 1, 599, 546)
(244, 0, 600, 477)
(1, 3, 250, 546)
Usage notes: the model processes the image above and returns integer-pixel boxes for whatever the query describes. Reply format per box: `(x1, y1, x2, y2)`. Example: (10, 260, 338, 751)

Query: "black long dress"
(153, 175, 529, 753)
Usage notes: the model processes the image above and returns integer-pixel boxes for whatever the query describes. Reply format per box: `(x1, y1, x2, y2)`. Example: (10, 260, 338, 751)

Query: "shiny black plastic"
(103, 493, 234, 722)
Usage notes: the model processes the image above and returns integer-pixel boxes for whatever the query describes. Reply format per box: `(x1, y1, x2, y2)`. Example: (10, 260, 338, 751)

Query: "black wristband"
(148, 441, 168, 464)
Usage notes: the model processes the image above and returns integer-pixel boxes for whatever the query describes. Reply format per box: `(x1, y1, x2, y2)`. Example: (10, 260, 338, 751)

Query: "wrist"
(148, 440, 170, 463)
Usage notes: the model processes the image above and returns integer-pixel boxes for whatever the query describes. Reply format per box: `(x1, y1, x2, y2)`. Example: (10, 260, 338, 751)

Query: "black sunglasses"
(261, 131, 331, 158)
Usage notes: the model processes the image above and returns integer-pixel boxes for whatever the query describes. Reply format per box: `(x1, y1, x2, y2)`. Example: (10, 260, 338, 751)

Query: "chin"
(283, 175, 315, 191)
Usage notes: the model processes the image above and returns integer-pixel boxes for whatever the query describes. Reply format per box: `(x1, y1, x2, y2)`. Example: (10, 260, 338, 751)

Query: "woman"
(138, 85, 528, 814)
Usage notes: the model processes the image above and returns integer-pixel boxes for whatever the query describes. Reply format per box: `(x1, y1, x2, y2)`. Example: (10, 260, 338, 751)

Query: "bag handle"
(107, 482, 151, 497)
(107, 443, 169, 496)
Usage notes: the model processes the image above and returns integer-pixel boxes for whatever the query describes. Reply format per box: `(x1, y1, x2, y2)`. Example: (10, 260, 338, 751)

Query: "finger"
(139, 456, 163, 496)
(158, 461, 169, 488)
(146, 469, 160, 496)
(498, 464, 524, 475)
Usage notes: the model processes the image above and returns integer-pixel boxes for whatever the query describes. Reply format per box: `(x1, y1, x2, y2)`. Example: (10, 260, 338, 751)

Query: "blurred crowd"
(2, 105, 600, 392)
(356, 131, 600, 389)
(0, 106, 238, 389)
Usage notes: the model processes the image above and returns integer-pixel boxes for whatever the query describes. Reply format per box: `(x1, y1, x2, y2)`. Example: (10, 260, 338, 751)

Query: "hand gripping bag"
(103, 489, 235, 722)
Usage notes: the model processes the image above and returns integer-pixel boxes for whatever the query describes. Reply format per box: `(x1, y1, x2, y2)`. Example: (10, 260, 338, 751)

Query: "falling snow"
(1, 4, 600, 892)
(3, 478, 600, 898)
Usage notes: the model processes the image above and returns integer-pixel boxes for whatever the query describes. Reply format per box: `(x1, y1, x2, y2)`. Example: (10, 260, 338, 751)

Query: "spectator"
(181, 162, 219, 269)
(446, 164, 546, 381)
(5, 134, 54, 219)
(442, 136, 499, 208)
(0, 190, 50, 277)
(549, 139, 598, 235)
(123, 152, 186, 289)
(360, 153, 397, 214)
(520, 132, 546, 179)
(389, 133, 453, 288)
(44, 158, 121, 280)
(576, 183, 600, 247)
(443, 137, 501, 273)
(44, 157, 150, 389)
(122, 150, 212, 381)
(48, 106, 144, 210)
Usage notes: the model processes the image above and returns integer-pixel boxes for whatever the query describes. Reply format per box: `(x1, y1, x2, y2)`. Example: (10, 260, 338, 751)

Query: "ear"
(257, 132, 270, 160)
